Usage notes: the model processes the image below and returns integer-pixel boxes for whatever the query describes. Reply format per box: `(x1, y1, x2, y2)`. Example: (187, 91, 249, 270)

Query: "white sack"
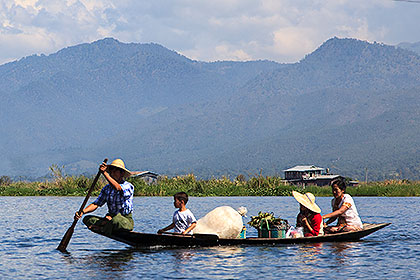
(194, 206, 247, 238)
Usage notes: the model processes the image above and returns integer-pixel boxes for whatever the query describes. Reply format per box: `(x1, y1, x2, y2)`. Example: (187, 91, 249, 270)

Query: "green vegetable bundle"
(248, 211, 288, 230)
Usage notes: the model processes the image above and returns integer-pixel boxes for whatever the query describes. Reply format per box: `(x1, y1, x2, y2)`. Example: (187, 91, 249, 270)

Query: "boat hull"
(89, 223, 391, 248)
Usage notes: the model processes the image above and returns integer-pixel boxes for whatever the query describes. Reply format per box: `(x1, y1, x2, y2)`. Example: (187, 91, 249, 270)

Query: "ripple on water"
(0, 196, 419, 279)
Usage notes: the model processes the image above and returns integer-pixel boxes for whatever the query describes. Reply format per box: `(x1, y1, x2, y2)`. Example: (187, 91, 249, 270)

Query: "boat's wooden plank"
(92, 229, 219, 247)
(88, 222, 391, 248)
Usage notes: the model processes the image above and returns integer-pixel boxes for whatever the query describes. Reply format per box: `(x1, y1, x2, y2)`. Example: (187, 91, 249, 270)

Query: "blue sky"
(1, 0, 419, 65)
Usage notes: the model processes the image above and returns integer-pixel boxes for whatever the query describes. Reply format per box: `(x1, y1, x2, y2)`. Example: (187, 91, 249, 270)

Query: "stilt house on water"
(283, 165, 343, 186)
(131, 171, 159, 184)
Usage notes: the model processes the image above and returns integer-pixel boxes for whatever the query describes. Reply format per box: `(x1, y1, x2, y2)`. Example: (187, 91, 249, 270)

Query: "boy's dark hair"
(174, 192, 188, 204)
(331, 178, 346, 192)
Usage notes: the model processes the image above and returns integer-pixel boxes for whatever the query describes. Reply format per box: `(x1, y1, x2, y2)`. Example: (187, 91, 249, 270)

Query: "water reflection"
(207, 246, 246, 264)
(172, 249, 195, 261)
(329, 242, 354, 265)
(208, 246, 245, 256)
(94, 249, 134, 270)
(169, 245, 247, 275)
(297, 243, 324, 264)
(61, 248, 135, 278)
(169, 249, 196, 275)
(294, 241, 358, 275)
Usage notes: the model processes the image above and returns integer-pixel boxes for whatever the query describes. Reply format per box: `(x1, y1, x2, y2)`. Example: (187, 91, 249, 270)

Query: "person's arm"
(75, 203, 98, 219)
(182, 222, 197, 235)
(322, 204, 349, 221)
(324, 216, 337, 226)
(301, 217, 313, 232)
(157, 223, 175, 234)
(296, 213, 303, 227)
(100, 163, 122, 191)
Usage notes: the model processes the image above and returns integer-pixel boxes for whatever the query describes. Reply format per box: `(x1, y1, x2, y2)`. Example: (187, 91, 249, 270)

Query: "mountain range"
(1, 37, 420, 181)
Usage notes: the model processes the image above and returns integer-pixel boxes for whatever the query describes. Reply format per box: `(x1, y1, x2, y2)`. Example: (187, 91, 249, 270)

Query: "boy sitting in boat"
(75, 159, 135, 235)
(293, 191, 323, 236)
(322, 178, 363, 233)
(157, 192, 197, 235)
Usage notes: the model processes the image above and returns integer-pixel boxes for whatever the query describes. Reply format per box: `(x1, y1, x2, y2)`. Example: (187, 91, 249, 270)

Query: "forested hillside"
(1, 37, 419, 180)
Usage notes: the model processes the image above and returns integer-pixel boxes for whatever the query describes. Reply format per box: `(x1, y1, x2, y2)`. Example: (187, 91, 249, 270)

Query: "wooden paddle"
(57, 158, 108, 252)
(161, 231, 219, 240)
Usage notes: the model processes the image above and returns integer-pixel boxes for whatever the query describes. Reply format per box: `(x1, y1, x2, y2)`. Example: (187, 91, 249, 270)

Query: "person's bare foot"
(89, 225, 102, 231)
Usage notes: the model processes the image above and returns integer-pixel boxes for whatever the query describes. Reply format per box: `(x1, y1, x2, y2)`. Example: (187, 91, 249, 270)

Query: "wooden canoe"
(88, 222, 391, 248)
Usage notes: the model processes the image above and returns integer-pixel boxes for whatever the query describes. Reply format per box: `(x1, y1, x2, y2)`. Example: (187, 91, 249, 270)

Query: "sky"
(1, 0, 420, 65)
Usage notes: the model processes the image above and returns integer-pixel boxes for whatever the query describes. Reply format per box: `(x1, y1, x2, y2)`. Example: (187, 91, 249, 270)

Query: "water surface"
(1, 196, 418, 279)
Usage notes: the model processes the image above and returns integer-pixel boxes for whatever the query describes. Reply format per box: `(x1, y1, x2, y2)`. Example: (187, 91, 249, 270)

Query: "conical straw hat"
(107, 159, 132, 176)
(292, 191, 321, 213)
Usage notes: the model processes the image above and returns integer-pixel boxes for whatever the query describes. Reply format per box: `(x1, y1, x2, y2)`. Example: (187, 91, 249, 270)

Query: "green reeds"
(346, 180, 420, 197)
(0, 169, 108, 196)
(0, 172, 419, 196)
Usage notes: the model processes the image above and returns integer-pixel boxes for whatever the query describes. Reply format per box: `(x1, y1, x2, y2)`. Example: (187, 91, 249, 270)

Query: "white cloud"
(272, 27, 316, 58)
(213, 44, 252, 61)
(12, 0, 38, 9)
(0, 0, 419, 65)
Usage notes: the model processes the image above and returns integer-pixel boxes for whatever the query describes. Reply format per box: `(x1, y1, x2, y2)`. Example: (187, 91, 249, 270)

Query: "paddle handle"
(76, 158, 108, 214)
(57, 158, 107, 252)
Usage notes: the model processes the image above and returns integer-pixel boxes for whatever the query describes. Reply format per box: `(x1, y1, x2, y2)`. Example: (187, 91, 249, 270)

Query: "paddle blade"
(57, 220, 76, 252)
(57, 158, 106, 252)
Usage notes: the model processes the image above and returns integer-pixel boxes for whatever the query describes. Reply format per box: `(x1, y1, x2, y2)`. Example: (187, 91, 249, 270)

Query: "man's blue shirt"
(93, 181, 134, 215)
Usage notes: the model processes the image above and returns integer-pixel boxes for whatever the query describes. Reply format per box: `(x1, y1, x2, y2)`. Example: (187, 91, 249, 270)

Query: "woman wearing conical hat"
(293, 191, 323, 237)
(75, 159, 135, 235)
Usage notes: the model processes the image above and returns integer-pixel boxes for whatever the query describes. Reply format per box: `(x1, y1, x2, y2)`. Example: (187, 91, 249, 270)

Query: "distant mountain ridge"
(397, 41, 420, 56)
(1, 37, 419, 180)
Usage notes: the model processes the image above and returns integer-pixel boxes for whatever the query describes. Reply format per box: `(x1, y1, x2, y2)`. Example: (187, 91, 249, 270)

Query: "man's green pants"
(83, 213, 134, 235)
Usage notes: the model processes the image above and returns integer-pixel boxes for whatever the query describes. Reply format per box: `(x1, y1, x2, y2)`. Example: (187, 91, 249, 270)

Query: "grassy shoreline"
(1, 174, 419, 197)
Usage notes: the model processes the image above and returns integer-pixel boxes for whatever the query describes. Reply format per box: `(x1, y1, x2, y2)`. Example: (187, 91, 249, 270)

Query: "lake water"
(1, 196, 419, 279)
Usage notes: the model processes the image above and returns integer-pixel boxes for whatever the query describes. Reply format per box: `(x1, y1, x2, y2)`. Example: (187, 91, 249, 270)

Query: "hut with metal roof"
(283, 165, 343, 186)
(131, 171, 159, 184)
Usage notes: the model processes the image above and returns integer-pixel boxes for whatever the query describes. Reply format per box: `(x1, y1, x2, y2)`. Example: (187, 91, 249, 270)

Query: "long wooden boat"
(88, 223, 390, 248)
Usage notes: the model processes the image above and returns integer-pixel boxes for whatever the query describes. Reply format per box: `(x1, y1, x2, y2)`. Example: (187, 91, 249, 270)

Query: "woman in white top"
(322, 179, 363, 233)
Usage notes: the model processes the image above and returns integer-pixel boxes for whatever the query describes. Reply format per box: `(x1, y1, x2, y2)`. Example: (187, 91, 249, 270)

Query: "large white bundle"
(194, 206, 247, 238)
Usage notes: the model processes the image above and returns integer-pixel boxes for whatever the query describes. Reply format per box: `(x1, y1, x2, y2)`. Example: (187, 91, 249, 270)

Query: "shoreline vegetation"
(1, 171, 419, 197)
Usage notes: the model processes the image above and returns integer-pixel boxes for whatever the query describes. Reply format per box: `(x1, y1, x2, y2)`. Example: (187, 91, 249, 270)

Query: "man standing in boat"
(74, 159, 134, 235)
